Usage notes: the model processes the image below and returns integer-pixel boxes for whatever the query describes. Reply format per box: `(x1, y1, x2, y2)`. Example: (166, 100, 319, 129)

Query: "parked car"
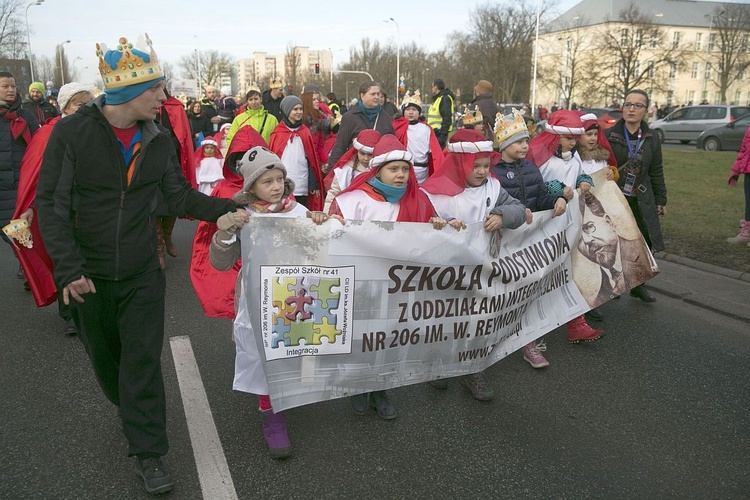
(696, 113, 750, 151)
(579, 107, 623, 130)
(650, 105, 750, 144)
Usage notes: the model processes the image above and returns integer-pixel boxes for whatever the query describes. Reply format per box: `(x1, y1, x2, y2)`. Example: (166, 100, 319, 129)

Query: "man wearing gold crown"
(262, 78, 285, 122)
(35, 34, 240, 495)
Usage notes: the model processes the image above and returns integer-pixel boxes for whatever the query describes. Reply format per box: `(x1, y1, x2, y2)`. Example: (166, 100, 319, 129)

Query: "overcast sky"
(24, 0, 735, 86)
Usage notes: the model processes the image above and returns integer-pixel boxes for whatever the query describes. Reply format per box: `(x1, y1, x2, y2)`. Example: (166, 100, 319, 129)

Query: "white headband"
(446, 140, 494, 153)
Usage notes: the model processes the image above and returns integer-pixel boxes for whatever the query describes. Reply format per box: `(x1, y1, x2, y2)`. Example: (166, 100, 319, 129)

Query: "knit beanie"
(303, 83, 320, 94)
(280, 95, 302, 117)
(57, 82, 91, 112)
(29, 82, 45, 94)
(474, 80, 493, 95)
(233, 146, 292, 204)
(220, 86, 232, 96)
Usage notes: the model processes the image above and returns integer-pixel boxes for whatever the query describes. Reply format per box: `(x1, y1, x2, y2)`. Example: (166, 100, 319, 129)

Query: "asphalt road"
(1, 220, 749, 499)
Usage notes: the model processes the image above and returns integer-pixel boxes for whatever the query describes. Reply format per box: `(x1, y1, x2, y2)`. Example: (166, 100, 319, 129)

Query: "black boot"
(585, 307, 604, 322)
(630, 284, 656, 303)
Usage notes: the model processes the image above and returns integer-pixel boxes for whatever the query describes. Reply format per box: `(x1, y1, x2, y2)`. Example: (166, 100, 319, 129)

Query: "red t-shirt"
(111, 124, 139, 148)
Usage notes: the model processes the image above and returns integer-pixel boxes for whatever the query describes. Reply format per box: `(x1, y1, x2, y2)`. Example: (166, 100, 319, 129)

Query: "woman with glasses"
(604, 89, 667, 304)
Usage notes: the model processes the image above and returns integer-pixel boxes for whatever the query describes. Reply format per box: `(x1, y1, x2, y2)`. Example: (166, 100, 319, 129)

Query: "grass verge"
(661, 148, 749, 273)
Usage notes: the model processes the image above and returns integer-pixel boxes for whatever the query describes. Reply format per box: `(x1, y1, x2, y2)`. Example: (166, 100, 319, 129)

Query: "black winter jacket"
(0, 98, 40, 227)
(492, 158, 560, 212)
(23, 99, 59, 125)
(327, 105, 395, 168)
(36, 96, 237, 287)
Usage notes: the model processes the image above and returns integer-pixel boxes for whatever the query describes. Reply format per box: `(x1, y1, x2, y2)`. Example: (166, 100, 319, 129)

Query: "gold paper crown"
(269, 78, 283, 89)
(462, 107, 484, 126)
(96, 34, 163, 89)
(246, 83, 261, 95)
(400, 90, 422, 110)
(2, 218, 32, 249)
(494, 108, 529, 145)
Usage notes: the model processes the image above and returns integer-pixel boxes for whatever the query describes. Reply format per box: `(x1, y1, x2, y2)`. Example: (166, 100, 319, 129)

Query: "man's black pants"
(71, 269, 168, 457)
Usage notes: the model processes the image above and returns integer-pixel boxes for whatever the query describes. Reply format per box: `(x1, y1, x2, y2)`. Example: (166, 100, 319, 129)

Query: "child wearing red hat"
(195, 136, 224, 195)
(420, 128, 530, 400)
(323, 129, 380, 212)
(392, 91, 444, 184)
(329, 134, 448, 419)
(577, 113, 619, 182)
(528, 110, 604, 345)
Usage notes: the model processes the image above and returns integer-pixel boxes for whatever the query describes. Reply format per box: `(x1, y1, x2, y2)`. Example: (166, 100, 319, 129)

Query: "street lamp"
(58, 40, 71, 86)
(346, 80, 355, 104)
(385, 17, 400, 107)
(25, 0, 44, 82)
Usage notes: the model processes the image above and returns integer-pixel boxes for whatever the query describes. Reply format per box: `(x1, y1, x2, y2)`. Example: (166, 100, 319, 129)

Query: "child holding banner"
(209, 146, 337, 459)
(491, 109, 571, 369)
(420, 128, 530, 400)
(329, 134, 449, 419)
(527, 110, 604, 347)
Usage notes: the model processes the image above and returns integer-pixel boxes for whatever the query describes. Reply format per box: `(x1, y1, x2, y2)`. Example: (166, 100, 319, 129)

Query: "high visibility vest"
(427, 94, 454, 133)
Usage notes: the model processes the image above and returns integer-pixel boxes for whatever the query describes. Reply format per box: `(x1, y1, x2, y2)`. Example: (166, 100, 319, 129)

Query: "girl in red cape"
(268, 95, 324, 211)
(13, 83, 93, 334)
(323, 129, 380, 211)
(392, 91, 444, 183)
(194, 135, 224, 195)
(189, 126, 267, 319)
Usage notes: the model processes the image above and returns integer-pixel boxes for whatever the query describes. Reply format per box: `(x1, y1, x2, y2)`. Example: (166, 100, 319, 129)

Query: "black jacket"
(36, 96, 237, 286)
(604, 119, 666, 251)
(262, 89, 284, 123)
(327, 104, 395, 167)
(492, 158, 560, 212)
(0, 98, 40, 227)
(23, 99, 59, 125)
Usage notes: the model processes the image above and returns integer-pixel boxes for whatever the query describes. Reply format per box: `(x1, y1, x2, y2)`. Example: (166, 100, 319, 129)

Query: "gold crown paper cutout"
(247, 83, 261, 94)
(330, 111, 343, 128)
(494, 108, 529, 144)
(96, 34, 163, 89)
(462, 107, 484, 125)
(269, 78, 283, 89)
(401, 90, 422, 109)
(2, 218, 32, 249)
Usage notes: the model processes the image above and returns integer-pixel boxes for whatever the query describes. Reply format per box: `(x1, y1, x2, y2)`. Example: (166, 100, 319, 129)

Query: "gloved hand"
(216, 210, 249, 240)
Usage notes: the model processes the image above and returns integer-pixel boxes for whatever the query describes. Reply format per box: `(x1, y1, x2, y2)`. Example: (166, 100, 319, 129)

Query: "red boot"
(567, 315, 603, 343)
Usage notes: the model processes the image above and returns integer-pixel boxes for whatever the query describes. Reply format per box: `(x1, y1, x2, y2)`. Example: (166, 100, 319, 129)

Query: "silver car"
(650, 105, 750, 144)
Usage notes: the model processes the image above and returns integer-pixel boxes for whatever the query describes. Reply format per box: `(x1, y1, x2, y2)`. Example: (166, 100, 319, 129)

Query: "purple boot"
(262, 409, 292, 458)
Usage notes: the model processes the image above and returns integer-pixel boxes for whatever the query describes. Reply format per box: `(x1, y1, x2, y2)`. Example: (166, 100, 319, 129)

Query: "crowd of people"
(13, 31, 750, 496)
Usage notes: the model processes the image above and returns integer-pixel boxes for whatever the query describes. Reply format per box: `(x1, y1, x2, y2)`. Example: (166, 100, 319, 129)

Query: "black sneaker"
(585, 308, 604, 322)
(630, 285, 657, 303)
(134, 456, 173, 495)
(63, 319, 77, 335)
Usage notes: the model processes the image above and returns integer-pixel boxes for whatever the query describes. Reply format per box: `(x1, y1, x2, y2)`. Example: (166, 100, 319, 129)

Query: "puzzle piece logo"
(271, 277, 342, 348)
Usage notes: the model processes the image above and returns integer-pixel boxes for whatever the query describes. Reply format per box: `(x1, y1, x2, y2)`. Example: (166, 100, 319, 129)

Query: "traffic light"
(314, 63, 320, 75)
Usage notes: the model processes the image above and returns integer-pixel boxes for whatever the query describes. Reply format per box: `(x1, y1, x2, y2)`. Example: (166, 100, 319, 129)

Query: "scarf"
(358, 101, 381, 126)
(248, 196, 297, 214)
(0, 96, 32, 145)
(283, 116, 302, 130)
(368, 177, 407, 203)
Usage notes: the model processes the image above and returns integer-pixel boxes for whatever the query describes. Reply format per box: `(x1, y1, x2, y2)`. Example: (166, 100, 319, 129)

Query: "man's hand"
(63, 276, 96, 305)
(552, 198, 567, 217)
(19, 208, 33, 225)
(484, 214, 504, 232)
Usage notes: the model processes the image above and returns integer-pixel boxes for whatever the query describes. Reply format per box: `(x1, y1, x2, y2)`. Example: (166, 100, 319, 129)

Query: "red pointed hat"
(369, 133, 413, 169)
(578, 111, 617, 168)
(194, 135, 223, 168)
(422, 129, 497, 196)
(352, 129, 380, 153)
(527, 110, 586, 166)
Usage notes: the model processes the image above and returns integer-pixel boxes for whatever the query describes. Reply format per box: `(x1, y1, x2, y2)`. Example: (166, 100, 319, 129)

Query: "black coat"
(327, 105, 395, 167)
(188, 113, 214, 145)
(23, 99, 59, 124)
(604, 119, 666, 252)
(492, 158, 560, 212)
(471, 93, 499, 130)
(36, 96, 237, 287)
(0, 98, 40, 227)
(262, 89, 284, 123)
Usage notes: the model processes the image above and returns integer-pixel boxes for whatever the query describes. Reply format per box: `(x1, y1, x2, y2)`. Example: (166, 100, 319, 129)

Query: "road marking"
(170, 335, 238, 500)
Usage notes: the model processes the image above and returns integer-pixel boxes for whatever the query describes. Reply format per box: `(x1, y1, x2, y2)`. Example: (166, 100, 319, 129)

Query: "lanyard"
(623, 124, 642, 161)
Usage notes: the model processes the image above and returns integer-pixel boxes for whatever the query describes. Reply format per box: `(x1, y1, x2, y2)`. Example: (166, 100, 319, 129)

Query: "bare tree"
(161, 61, 175, 90)
(537, 16, 592, 109)
(706, 3, 750, 104)
(34, 54, 55, 85)
(0, 0, 26, 59)
(590, 4, 685, 102)
(285, 45, 302, 93)
(178, 49, 232, 89)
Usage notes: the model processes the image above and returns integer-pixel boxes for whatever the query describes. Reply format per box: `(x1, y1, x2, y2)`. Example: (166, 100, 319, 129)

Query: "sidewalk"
(649, 252, 750, 324)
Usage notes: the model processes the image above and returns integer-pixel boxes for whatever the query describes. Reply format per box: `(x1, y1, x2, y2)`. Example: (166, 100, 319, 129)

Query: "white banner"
(240, 174, 658, 411)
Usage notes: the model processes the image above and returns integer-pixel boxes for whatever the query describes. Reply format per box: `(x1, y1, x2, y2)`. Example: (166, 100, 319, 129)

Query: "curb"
(654, 251, 750, 282)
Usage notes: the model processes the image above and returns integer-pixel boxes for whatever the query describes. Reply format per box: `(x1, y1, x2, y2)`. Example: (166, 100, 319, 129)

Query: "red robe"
(393, 117, 445, 176)
(268, 122, 325, 211)
(162, 96, 197, 188)
(13, 117, 61, 307)
(189, 126, 267, 318)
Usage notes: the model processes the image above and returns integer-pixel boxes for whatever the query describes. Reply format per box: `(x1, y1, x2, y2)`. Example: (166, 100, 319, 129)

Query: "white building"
(236, 47, 332, 95)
